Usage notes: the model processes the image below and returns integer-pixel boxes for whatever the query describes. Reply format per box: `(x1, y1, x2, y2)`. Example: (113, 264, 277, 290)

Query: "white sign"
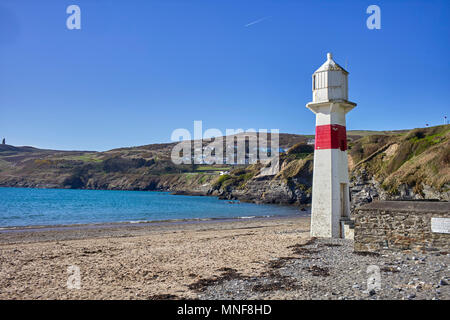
(431, 218, 450, 234)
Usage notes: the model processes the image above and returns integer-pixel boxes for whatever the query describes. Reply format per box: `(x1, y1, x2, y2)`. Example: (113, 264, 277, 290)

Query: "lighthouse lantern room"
(306, 53, 357, 238)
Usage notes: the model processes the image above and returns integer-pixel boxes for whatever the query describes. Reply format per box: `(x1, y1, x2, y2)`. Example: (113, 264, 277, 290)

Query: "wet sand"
(0, 216, 310, 299)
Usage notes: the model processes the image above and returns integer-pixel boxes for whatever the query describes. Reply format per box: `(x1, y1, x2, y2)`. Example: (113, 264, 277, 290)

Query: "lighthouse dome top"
(314, 53, 348, 74)
(311, 53, 350, 103)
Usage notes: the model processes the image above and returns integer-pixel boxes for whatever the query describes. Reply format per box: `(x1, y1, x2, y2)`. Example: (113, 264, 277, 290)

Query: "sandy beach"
(0, 215, 448, 300)
(0, 216, 311, 299)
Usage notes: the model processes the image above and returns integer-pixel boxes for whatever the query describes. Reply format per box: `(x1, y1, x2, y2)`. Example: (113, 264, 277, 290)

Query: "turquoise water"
(0, 187, 304, 227)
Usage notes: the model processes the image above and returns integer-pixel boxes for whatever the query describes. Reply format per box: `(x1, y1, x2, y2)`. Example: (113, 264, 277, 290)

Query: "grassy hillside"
(348, 125, 450, 195)
(0, 127, 448, 202)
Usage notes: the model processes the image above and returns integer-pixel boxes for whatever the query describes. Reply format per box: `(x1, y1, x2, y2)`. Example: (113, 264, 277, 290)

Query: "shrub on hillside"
(287, 143, 314, 155)
(102, 157, 154, 173)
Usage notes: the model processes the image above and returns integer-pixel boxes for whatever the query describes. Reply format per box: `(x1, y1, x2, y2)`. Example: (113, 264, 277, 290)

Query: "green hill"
(0, 126, 448, 206)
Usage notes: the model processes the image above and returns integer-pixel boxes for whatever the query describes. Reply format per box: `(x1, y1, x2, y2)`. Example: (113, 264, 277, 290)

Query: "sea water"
(0, 187, 305, 227)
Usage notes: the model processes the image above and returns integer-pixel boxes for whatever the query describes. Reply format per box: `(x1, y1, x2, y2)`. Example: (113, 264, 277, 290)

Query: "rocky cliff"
(349, 125, 450, 210)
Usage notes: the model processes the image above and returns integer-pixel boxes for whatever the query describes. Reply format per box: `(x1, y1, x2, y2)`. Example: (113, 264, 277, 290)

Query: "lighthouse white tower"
(306, 53, 356, 238)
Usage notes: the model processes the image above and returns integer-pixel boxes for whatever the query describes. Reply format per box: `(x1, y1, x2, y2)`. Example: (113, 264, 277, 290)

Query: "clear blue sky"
(1, 0, 449, 151)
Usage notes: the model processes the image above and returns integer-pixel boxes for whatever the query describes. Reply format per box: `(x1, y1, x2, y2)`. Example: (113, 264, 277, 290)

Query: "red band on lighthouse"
(315, 124, 347, 151)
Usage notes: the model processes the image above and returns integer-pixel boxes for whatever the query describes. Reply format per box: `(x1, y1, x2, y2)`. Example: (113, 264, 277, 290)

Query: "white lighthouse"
(306, 53, 356, 238)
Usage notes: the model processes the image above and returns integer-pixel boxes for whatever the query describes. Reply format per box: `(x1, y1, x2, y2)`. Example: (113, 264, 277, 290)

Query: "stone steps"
(342, 218, 355, 229)
(340, 218, 355, 240)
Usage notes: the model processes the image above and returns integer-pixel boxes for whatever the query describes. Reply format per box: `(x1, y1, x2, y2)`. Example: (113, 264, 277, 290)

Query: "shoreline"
(0, 214, 309, 245)
(0, 212, 309, 233)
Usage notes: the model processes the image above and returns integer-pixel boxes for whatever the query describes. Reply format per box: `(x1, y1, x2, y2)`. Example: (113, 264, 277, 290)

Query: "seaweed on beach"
(287, 245, 319, 255)
(304, 265, 330, 277)
(267, 257, 297, 269)
(148, 294, 181, 300)
(252, 281, 299, 293)
(188, 268, 249, 292)
(81, 249, 103, 255)
(216, 267, 237, 273)
(353, 251, 380, 257)
(188, 278, 219, 292)
(286, 237, 318, 254)
(252, 271, 301, 292)
(217, 269, 248, 282)
(302, 237, 317, 246)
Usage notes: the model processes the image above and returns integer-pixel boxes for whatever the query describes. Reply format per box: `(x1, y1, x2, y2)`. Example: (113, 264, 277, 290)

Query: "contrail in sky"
(244, 16, 270, 27)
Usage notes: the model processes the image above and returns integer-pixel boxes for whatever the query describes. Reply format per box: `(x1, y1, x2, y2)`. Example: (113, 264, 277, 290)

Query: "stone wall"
(354, 201, 450, 252)
(349, 169, 450, 214)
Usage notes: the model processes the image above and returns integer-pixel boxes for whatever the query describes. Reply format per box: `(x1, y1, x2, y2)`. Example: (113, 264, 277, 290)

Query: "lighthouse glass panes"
(312, 54, 349, 103)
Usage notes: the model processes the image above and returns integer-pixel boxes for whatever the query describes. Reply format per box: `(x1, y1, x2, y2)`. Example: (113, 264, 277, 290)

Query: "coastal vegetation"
(349, 125, 450, 195)
(0, 126, 448, 204)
